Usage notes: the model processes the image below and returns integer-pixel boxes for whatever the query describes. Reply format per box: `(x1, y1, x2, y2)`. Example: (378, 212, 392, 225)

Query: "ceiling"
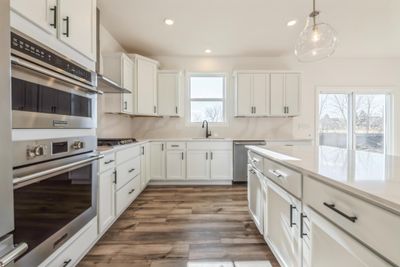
(98, 0, 400, 58)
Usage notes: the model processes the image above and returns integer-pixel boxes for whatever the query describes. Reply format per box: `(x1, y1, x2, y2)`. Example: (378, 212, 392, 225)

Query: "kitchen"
(1, 0, 400, 267)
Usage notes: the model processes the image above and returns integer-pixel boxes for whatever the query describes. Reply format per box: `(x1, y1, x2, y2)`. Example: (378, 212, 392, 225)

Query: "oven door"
(11, 57, 97, 129)
(12, 153, 102, 267)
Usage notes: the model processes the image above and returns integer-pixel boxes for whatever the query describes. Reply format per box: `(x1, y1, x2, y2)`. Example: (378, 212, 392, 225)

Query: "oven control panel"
(11, 31, 94, 84)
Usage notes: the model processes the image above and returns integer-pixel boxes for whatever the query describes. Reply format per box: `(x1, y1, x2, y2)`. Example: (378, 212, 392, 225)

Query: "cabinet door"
(267, 181, 301, 267)
(166, 151, 186, 180)
(187, 150, 210, 180)
(11, 0, 57, 35)
(137, 58, 157, 115)
(285, 73, 300, 116)
(98, 169, 115, 233)
(302, 207, 389, 267)
(253, 73, 270, 116)
(210, 150, 232, 180)
(122, 93, 133, 114)
(122, 55, 134, 92)
(58, 0, 96, 60)
(270, 73, 285, 116)
(150, 142, 165, 180)
(158, 72, 179, 116)
(236, 73, 253, 116)
(248, 167, 264, 234)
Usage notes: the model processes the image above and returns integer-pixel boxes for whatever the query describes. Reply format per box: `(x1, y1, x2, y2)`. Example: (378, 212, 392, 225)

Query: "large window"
(318, 90, 392, 154)
(188, 74, 226, 123)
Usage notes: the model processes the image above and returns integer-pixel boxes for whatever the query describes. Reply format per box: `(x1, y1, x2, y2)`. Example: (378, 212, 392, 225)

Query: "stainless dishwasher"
(233, 140, 266, 182)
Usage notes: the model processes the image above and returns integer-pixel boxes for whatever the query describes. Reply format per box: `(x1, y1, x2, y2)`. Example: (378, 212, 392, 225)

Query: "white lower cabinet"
(210, 150, 232, 180)
(140, 144, 149, 190)
(266, 180, 301, 267)
(166, 150, 186, 180)
(116, 175, 141, 215)
(187, 150, 210, 180)
(248, 166, 264, 234)
(98, 169, 116, 234)
(150, 142, 166, 180)
(302, 206, 390, 267)
(40, 219, 97, 267)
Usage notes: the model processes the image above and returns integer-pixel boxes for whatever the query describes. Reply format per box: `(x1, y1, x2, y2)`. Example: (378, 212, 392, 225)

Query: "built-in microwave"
(10, 31, 99, 129)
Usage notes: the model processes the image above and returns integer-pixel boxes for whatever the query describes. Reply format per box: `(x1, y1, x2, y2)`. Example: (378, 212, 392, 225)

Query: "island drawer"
(304, 176, 400, 265)
(99, 152, 115, 173)
(116, 175, 141, 215)
(116, 145, 140, 164)
(166, 142, 186, 150)
(263, 158, 302, 198)
(248, 151, 263, 172)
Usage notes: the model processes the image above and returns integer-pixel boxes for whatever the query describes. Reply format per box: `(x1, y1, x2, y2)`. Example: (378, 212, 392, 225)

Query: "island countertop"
(246, 145, 400, 215)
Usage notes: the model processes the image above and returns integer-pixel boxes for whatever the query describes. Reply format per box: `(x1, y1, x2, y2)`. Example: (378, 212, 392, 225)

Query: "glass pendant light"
(295, 0, 338, 62)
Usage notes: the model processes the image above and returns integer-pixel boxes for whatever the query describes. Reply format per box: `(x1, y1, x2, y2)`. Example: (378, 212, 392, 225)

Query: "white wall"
(96, 27, 400, 153)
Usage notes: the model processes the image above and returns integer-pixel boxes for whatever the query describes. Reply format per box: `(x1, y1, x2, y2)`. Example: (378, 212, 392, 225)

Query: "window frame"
(185, 72, 228, 127)
(316, 87, 394, 154)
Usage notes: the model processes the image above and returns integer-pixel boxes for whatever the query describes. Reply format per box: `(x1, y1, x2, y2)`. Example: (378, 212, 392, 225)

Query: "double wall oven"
(0, 30, 102, 267)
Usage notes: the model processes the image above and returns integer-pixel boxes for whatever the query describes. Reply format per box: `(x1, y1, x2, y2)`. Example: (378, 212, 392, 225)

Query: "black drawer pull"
(104, 159, 114, 165)
(128, 189, 135, 194)
(128, 168, 135, 173)
(63, 259, 72, 267)
(50, 5, 57, 29)
(323, 202, 357, 223)
(300, 213, 308, 238)
(63, 16, 70, 37)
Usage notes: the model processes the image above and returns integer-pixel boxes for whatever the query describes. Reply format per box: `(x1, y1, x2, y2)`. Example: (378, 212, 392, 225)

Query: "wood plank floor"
(79, 185, 280, 267)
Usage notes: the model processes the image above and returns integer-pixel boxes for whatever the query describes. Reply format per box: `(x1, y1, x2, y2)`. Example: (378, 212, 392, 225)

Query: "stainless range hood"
(96, 8, 131, 94)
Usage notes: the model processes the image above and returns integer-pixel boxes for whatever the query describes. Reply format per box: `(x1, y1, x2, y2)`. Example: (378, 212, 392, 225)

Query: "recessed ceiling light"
(164, 18, 174, 26)
(205, 49, 212, 54)
(287, 20, 297, 27)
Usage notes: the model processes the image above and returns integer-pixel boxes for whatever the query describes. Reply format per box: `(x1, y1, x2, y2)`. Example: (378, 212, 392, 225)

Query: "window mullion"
(349, 92, 355, 150)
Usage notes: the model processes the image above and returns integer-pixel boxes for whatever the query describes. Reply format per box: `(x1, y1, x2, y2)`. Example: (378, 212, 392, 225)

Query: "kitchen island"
(246, 144, 400, 267)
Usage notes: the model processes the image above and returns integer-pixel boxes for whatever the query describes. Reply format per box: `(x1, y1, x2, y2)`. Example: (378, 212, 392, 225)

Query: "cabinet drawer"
(116, 145, 140, 163)
(116, 176, 141, 215)
(248, 151, 263, 172)
(44, 220, 97, 267)
(99, 152, 115, 173)
(187, 141, 232, 150)
(304, 176, 400, 265)
(166, 142, 186, 150)
(116, 157, 140, 190)
(264, 158, 302, 198)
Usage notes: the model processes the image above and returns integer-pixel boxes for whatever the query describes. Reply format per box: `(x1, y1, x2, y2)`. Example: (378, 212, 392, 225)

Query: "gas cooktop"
(97, 138, 137, 147)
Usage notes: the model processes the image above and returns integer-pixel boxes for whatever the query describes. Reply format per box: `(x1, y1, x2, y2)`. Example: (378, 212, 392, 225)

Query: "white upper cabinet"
(158, 71, 181, 117)
(11, 0, 57, 35)
(58, 0, 96, 60)
(236, 71, 301, 117)
(130, 55, 159, 116)
(270, 73, 301, 116)
(11, 0, 96, 62)
(103, 53, 134, 114)
(235, 72, 270, 116)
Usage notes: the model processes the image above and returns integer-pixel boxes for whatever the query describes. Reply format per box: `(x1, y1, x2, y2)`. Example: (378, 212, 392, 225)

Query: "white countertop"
(246, 145, 400, 214)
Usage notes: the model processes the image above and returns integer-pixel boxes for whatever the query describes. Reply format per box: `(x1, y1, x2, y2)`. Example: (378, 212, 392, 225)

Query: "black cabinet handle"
(128, 168, 135, 173)
(63, 259, 72, 267)
(210, 152, 213, 160)
(50, 5, 57, 29)
(176, 106, 178, 114)
(124, 101, 127, 110)
(289, 205, 297, 227)
(300, 213, 308, 238)
(181, 152, 184, 160)
(128, 189, 135, 195)
(63, 16, 70, 37)
(161, 144, 164, 151)
(323, 202, 358, 223)
(141, 146, 145, 155)
(104, 160, 114, 165)
(113, 171, 117, 184)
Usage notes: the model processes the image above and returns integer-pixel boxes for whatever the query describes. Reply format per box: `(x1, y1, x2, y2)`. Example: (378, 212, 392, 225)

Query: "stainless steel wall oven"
(12, 136, 102, 267)
(11, 30, 98, 129)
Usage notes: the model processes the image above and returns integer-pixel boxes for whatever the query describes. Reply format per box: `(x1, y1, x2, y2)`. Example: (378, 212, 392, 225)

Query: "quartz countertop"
(246, 145, 400, 214)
